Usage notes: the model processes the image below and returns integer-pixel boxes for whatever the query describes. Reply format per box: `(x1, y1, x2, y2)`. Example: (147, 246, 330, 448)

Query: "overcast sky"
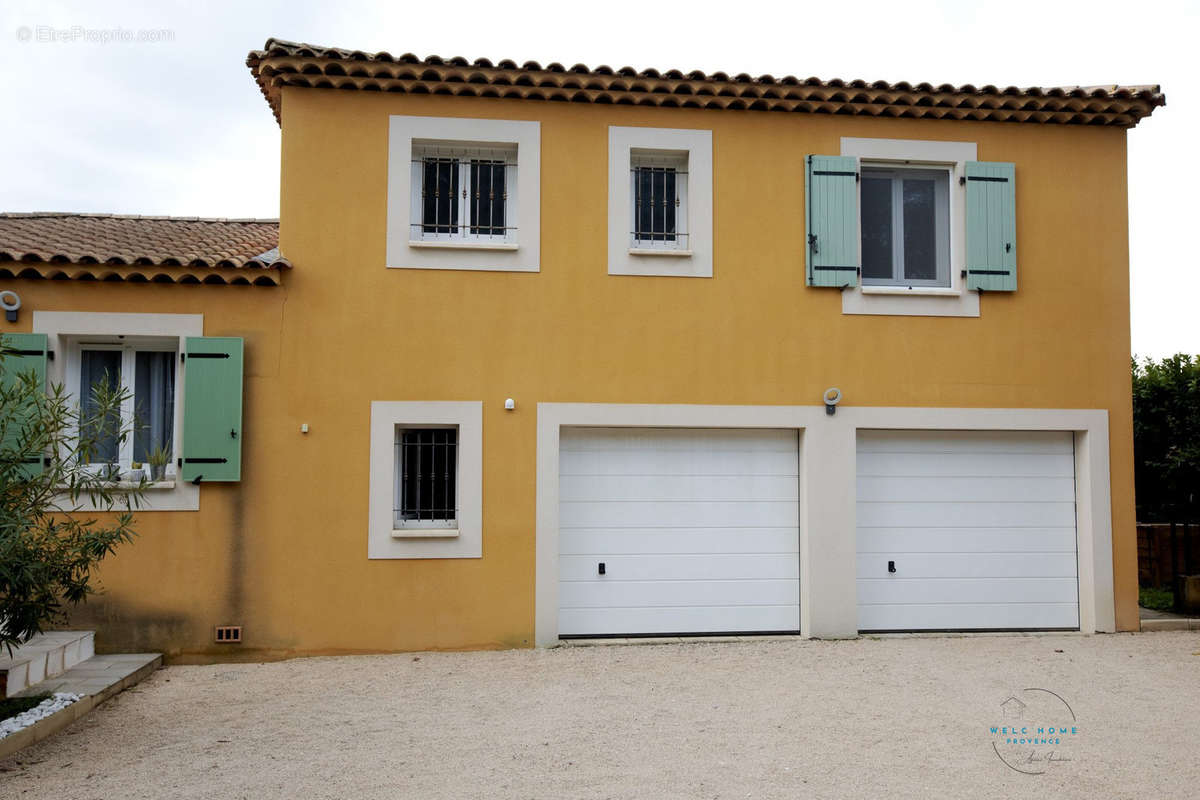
(1, 0, 1195, 357)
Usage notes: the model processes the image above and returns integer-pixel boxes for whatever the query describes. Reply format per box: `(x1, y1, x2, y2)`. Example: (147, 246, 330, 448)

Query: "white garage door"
(559, 428, 800, 636)
(857, 430, 1079, 631)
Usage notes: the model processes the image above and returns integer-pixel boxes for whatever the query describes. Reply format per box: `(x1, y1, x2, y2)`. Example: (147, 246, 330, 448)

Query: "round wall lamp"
(0, 290, 21, 322)
(823, 387, 842, 416)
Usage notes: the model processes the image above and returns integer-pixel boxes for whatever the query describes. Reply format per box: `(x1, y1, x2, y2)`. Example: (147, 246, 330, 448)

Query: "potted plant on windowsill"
(147, 444, 171, 483)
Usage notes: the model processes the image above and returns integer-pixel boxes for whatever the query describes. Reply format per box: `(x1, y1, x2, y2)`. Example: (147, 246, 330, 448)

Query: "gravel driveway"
(2, 632, 1198, 799)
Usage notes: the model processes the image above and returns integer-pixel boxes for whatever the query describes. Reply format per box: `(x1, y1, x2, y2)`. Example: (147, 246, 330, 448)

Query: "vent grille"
(214, 625, 242, 644)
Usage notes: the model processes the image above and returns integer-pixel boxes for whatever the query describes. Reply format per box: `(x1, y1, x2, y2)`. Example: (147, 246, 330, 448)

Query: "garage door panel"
(560, 449, 799, 477)
(856, 475, 1077, 503)
(856, 501, 1077, 528)
(857, 452, 1075, 478)
(559, 427, 800, 636)
(857, 577, 1079, 605)
(562, 500, 799, 529)
(561, 473, 798, 503)
(560, 528, 799, 556)
(560, 553, 799, 582)
(857, 430, 1073, 454)
(856, 552, 1078, 579)
(560, 605, 800, 636)
(858, 603, 1079, 631)
(560, 579, 799, 609)
(857, 527, 1077, 554)
(560, 427, 797, 452)
(856, 430, 1079, 632)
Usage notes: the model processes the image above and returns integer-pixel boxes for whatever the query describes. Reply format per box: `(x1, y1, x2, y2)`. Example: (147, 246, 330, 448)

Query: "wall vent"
(214, 625, 242, 644)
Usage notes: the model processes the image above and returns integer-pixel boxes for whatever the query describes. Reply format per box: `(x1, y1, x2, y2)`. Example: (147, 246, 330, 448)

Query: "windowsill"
(860, 285, 961, 297)
(391, 527, 460, 539)
(56, 480, 177, 492)
(408, 240, 519, 252)
(628, 248, 693, 257)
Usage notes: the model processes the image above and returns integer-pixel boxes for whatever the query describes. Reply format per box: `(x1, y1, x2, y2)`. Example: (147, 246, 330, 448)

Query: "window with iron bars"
(630, 150, 688, 250)
(411, 142, 517, 243)
(393, 427, 458, 529)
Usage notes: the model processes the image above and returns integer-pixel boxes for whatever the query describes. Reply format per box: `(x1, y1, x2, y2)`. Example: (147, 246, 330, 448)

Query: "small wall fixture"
(823, 387, 842, 416)
(504, 398, 515, 411)
(300, 423, 310, 434)
(0, 290, 21, 322)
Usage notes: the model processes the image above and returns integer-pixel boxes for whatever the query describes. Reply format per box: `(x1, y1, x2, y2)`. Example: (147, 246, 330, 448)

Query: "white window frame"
(629, 149, 689, 252)
(409, 142, 517, 246)
(67, 337, 179, 479)
(33, 311, 202, 512)
(840, 137, 980, 318)
(859, 165, 952, 288)
(608, 126, 712, 278)
(368, 401, 482, 559)
(387, 116, 540, 272)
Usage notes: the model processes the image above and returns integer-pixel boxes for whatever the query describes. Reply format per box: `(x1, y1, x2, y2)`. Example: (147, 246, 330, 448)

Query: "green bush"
(0, 335, 145, 655)
(1132, 354, 1200, 522)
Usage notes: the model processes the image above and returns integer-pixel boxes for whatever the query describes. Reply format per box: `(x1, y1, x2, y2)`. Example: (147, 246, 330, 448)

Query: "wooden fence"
(1138, 522, 1200, 587)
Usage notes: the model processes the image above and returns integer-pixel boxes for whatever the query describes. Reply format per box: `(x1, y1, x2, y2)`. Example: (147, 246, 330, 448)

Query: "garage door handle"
(888, 560, 896, 573)
(598, 562, 606, 576)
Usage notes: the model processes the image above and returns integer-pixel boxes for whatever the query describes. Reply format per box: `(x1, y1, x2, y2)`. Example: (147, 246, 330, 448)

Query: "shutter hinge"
(959, 175, 966, 186)
(855, 172, 860, 183)
(1005, 243, 1012, 253)
(180, 353, 185, 363)
(807, 233, 818, 253)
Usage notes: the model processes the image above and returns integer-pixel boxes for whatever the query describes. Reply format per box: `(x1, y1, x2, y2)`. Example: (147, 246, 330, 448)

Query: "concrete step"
(1, 652, 162, 759)
(0, 631, 95, 698)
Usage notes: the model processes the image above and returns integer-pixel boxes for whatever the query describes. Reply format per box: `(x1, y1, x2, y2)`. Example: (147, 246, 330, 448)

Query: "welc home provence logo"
(989, 688, 1080, 775)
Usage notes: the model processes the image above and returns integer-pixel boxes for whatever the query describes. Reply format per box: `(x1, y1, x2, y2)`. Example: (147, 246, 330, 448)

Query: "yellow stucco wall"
(14, 85, 1136, 660)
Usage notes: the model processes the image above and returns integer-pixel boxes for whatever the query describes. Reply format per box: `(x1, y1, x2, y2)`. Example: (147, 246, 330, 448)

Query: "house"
(0, 38, 1164, 660)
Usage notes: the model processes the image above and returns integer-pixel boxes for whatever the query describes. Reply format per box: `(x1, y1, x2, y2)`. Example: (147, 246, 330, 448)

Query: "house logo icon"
(1000, 696, 1027, 719)
(989, 688, 1080, 775)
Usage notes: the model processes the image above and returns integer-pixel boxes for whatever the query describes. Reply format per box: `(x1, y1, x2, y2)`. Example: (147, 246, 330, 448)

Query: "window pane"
(902, 178, 937, 281)
(133, 351, 175, 464)
(861, 176, 893, 280)
(469, 160, 506, 236)
(80, 350, 121, 463)
(634, 167, 676, 242)
(396, 428, 457, 524)
(421, 158, 459, 234)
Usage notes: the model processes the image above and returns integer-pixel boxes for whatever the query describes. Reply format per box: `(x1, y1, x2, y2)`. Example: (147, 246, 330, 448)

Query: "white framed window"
(840, 137, 980, 318)
(33, 311, 203, 511)
(860, 166, 951, 288)
(608, 126, 712, 278)
(387, 116, 540, 272)
(630, 150, 688, 251)
(70, 338, 178, 476)
(410, 142, 516, 245)
(369, 401, 482, 559)
(393, 426, 457, 530)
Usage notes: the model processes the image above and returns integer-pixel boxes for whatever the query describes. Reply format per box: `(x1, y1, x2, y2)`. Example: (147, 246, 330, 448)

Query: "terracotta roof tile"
(0, 213, 287, 286)
(247, 38, 1165, 128)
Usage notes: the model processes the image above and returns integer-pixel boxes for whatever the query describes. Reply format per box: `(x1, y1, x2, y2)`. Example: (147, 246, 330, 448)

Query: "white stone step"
(0, 631, 94, 698)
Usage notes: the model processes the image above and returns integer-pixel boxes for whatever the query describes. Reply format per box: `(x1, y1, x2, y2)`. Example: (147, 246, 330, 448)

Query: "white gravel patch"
(0, 693, 81, 739)
(1, 633, 1198, 799)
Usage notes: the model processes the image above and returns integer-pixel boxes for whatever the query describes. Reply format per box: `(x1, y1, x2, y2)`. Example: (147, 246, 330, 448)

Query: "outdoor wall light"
(0, 290, 21, 322)
(504, 398, 516, 411)
(823, 387, 842, 416)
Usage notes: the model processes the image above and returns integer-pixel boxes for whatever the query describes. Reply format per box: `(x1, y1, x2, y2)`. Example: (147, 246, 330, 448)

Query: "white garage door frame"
(535, 404, 1114, 646)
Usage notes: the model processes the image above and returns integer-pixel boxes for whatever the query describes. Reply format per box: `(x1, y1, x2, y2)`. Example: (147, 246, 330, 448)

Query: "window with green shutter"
(805, 155, 860, 288)
(181, 337, 243, 483)
(0, 333, 48, 479)
(965, 161, 1017, 292)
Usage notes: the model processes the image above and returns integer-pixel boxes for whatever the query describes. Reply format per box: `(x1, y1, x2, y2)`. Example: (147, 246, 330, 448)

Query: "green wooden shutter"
(0, 333, 48, 479)
(181, 337, 243, 483)
(805, 155, 860, 288)
(965, 161, 1017, 291)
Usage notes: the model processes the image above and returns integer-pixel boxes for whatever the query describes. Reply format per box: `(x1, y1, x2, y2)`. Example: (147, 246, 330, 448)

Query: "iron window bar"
(630, 153, 688, 248)
(412, 143, 517, 242)
(394, 427, 458, 528)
